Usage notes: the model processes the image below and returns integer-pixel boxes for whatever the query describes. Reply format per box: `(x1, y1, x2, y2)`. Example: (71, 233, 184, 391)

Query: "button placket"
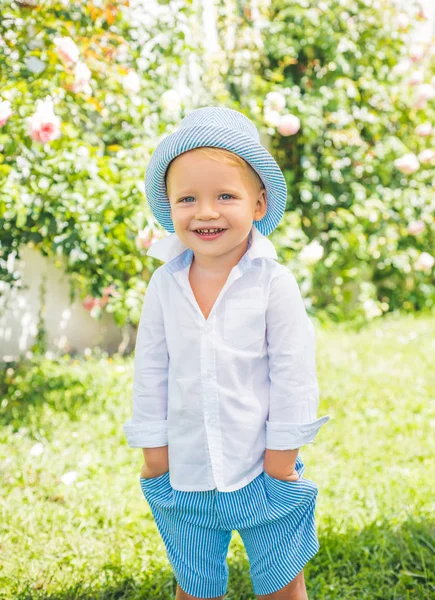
(200, 323, 224, 488)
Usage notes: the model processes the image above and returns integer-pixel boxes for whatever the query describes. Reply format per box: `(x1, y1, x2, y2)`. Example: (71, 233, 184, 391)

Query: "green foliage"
(216, 0, 435, 324)
(1, 0, 434, 335)
(0, 0, 202, 327)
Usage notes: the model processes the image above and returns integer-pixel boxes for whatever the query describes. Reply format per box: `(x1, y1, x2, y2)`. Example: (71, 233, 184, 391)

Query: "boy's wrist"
(264, 447, 299, 478)
(141, 446, 169, 479)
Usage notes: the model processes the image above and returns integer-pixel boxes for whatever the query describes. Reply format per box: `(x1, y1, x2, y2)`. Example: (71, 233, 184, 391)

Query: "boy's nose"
(195, 207, 220, 220)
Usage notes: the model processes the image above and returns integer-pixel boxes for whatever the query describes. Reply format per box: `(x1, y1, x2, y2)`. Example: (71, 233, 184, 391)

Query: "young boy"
(123, 107, 330, 600)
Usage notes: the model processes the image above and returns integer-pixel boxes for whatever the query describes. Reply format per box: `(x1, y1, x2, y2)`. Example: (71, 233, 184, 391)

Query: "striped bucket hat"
(144, 106, 288, 236)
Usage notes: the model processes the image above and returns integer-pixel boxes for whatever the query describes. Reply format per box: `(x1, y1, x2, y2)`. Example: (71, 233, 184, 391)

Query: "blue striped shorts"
(139, 455, 320, 598)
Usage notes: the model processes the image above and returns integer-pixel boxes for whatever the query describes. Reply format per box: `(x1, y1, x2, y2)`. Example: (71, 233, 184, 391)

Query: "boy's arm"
(265, 271, 330, 474)
(123, 272, 169, 455)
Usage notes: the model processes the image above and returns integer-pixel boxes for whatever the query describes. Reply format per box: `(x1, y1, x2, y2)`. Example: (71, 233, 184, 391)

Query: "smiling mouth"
(192, 228, 227, 238)
(193, 227, 227, 233)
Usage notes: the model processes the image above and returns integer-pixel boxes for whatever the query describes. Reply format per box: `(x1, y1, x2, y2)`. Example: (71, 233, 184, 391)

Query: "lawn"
(1, 312, 434, 599)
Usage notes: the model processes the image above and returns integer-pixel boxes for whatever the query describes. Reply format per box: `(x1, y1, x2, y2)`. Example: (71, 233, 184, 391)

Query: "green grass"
(1, 312, 434, 599)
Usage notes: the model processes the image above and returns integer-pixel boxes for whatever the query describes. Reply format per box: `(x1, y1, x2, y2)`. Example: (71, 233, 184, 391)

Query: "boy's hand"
(263, 447, 300, 481)
(140, 445, 169, 479)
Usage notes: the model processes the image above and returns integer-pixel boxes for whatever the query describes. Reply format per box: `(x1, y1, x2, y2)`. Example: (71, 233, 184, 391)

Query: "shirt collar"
(146, 222, 278, 264)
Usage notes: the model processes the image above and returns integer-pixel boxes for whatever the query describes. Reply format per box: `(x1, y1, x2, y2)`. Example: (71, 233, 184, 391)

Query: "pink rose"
(135, 226, 165, 249)
(102, 284, 116, 297)
(407, 220, 426, 235)
(409, 70, 424, 86)
(415, 122, 432, 136)
(83, 296, 96, 311)
(418, 149, 435, 164)
(277, 114, 301, 136)
(83, 293, 111, 310)
(71, 61, 92, 94)
(0, 100, 12, 127)
(94, 297, 109, 308)
(264, 109, 281, 127)
(53, 36, 79, 64)
(414, 252, 434, 272)
(27, 97, 61, 143)
(265, 91, 286, 112)
(414, 83, 435, 109)
(397, 13, 409, 30)
(393, 58, 411, 77)
(409, 43, 426, 62)
(393, 153, 420, 175)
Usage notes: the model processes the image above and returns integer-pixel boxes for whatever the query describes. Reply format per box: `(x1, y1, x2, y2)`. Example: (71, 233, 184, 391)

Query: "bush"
(215, 0, 435, 324)
(0, 0, 200, 328)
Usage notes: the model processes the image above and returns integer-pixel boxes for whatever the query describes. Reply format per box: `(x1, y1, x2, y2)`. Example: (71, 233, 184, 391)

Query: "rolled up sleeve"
(265, 271, 331, 450)
(123, 271, 169, 448)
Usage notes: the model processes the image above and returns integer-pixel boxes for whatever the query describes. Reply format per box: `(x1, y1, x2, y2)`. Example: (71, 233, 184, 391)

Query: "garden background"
(0, 0, 434, 598)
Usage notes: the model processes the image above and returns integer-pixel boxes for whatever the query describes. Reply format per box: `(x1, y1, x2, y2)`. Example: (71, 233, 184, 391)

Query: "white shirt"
(123, 223, 331, 492)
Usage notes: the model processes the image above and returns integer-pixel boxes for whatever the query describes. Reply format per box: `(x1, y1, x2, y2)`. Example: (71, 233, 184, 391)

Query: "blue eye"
(180, 194, 234, 203)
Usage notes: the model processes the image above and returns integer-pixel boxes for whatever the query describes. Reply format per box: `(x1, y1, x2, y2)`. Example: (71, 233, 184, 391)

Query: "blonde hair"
(165, 146, 265, 194)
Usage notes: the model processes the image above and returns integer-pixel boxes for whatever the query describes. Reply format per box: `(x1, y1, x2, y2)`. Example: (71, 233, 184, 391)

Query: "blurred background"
(0, 1, 434, 599)
(0, 0, 434, 357)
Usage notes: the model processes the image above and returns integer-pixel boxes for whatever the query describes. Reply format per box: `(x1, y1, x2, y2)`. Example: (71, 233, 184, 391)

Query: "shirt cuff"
(266, 415, 331, 450)
(123, 419, 168, 448)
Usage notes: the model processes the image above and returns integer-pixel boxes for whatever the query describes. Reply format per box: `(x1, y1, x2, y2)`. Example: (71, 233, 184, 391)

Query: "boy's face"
(166, 150, 267, 261)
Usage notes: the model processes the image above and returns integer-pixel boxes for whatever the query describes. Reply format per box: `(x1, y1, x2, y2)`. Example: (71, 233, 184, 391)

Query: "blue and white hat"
(144, 106, 287, 237)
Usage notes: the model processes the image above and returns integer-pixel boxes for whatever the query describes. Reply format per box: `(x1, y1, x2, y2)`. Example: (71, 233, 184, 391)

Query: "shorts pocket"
(139, 471, 173, 506)
(140, 470, 170, 483)
(262, 457, 318, 514)
(223, 291, 266, 349)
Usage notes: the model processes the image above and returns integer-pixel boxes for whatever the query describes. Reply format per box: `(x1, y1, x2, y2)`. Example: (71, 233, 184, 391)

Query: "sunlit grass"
(1, 312, 434, 599)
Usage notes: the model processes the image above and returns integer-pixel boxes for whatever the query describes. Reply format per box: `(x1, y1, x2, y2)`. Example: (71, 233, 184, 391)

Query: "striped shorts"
(139, 455, 320, 598)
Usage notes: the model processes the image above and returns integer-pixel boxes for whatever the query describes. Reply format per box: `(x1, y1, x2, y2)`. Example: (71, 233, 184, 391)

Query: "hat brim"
(144, 124, 287, 236)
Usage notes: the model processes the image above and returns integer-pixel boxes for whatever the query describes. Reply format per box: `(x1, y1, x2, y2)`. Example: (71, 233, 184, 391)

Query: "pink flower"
(409, 43, 426, 62)
(71, 61, 92, 94)
(83, 294, 110, 310)
(263, 109, 281, 127)
(414, 83, 435, 109)
(102, 284, 116, 297)
(415, 122, 432, 136)
(277, 114, 301, 136)
(94, 297, 109, 308)
(393, 153, 420, 175)
(0, 100, 12, 127)
(407, 220, 426, 235)
(27, 97, 61, 143)
(409, 70, 424, 86)
(53, 36, 79, 64)
(414, 252, 434, 272)
(393, 58, 411, 77)
(397, 13, 409, 30)
(83, 296, 96, 310)
(418, 149, 435, 164)
(135, 226, 165, 250)
(265, 91, 286, 112)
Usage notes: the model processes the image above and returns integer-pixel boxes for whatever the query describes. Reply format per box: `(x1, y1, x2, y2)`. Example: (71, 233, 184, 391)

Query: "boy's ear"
(255, 189, 267, 219)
